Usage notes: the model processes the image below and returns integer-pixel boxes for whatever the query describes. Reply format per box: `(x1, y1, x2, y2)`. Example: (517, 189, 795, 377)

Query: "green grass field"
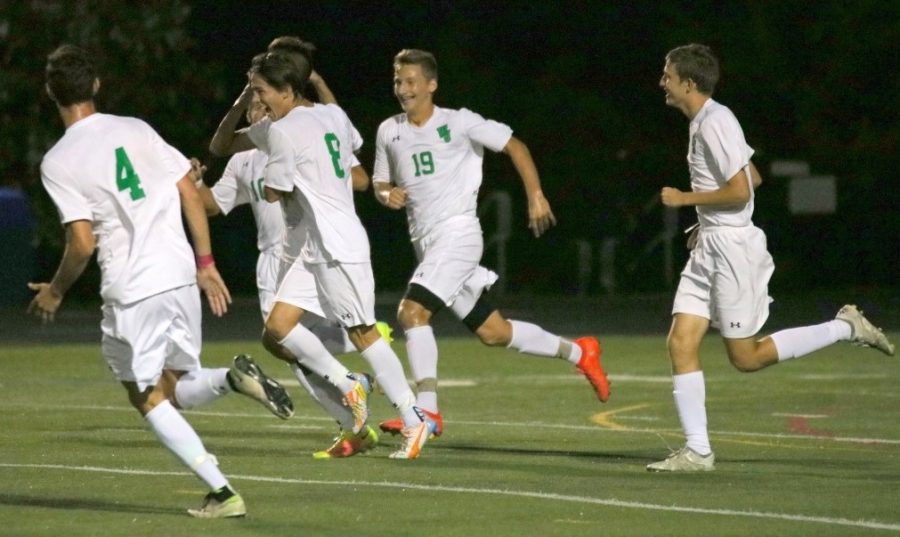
(2, 334, 899, 536)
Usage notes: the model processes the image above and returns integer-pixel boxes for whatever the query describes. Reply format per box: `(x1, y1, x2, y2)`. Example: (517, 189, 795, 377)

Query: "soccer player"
(236, 50, 432, 459)
(648, 43, 895, 472)
(28, 44, 295, 518)
(206, 37, 391, 458)
(372, 49, 611, 438)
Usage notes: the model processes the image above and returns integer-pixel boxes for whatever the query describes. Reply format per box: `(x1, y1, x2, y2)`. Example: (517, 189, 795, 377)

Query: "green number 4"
(115, 147, 145, 200)
(324, 133, 346, 179)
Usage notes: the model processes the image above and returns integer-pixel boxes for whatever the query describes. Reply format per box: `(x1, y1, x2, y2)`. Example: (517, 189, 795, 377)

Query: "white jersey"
(40, 113, 194, 305)
(373, 106, 513, 240)
(688, 99, 756, 228)
(211, 148, 283, 255)
(262, 103, 368, 264)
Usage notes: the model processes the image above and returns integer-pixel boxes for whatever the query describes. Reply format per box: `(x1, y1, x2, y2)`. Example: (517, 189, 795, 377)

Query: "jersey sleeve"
(699, 113, 755, 184)
(263, 124, 295, 192)
(40, 158, 92, 224)
(210, 153, 248, 215)
(459, 108, 513, 153)
(372, 121, 391, 184)
(247, 118, 271, 153)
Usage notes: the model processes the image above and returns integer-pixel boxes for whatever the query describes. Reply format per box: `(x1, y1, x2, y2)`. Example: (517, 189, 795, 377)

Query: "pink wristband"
(196, 254, 215, 269)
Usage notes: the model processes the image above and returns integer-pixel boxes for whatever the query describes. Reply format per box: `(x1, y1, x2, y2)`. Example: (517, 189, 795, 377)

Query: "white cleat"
(836, 305, 895, 356)
(388, 421, 430, 460)
(647, 446, 715, 472)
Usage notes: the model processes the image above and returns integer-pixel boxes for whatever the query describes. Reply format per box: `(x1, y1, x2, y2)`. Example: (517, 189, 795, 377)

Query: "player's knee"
(726, 351, 763, 373)
(474, 315, 511, 347)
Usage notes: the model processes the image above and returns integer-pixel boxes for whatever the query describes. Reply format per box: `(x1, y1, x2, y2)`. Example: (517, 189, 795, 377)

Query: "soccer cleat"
(575, 336, 611, 402)
(344, 379, 369, 434)
(835, 305, 895, 356)
(313, 425, 379, 459)
(187, 486, 246, 518)
(380, 408, 443, 438)
(388, 420, 430, 460)
(229, 354, 294, 419)
(376, 321, 394, 343)
(646, 446, 715, 472)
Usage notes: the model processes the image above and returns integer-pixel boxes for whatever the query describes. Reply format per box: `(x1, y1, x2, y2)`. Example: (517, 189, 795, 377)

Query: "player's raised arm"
(27, 220, 94, 323)
(209, 84, 257, 157)
(502, 136, 556, 237)
(177, 174, 231, 316)
(308, 70, 338, 105)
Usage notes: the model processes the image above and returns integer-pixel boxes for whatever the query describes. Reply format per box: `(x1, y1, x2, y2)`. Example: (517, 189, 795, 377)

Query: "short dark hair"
(249, 51, 308, 94)
(267, 36, 314, 83)
(46, 44, 97, 106)
(394, 49, 438, 81)
(666, 44, 719, 95)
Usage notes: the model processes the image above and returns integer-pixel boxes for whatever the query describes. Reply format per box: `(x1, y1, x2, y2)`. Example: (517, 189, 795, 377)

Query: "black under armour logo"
(730, 322, 741, 328)
(392, 135, 401, 142)
(415, 271, 425, 278)
(340, 313, 352, 320)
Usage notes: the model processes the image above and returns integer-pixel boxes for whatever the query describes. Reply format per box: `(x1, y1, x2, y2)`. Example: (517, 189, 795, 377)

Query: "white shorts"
(411, 217, 496, 317)
(256, 249, 281, 321)
(274, 257, 328, 318)
(100, 285, 202, 391)
(672, 225, 774, 338)
(308, 261, 376, 328)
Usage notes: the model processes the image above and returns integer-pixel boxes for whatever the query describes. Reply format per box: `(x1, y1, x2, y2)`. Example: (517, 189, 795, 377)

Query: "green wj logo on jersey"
(437, 124, 451, 142)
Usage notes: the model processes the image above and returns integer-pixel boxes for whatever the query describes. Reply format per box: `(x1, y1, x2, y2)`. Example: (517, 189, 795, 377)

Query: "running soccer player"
(373, 49, 611, 438)
(29, 44, 294, 518)
(205, 37, 396, 458)
(648, 43, 894, 472)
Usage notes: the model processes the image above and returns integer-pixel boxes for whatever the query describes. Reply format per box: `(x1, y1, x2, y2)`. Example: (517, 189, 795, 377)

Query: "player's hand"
(527, 191, 556, 238)
(309, 70, 324, 86)
(189, 158, 207, 184)
(235, 83, 253, 109)
(383, 186, 407, 210)
(26, 282, 63, 323)
(660, 187, 684, 207)
(197, 265, 232, 317)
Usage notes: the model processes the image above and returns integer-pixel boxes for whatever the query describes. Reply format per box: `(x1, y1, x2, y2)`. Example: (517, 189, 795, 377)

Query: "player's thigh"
(709, 228, 774, 339)
(411, 224, 483, 306)
(310, 261, 376, 328)
(101, 285, 201, 392)
(272, 258, 328, 319)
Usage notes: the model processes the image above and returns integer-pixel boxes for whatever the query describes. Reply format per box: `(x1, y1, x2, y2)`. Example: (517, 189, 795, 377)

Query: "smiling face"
(393, 63, 437, 120)
(249, 73, 295, 120)
(659, 60, 690, 109)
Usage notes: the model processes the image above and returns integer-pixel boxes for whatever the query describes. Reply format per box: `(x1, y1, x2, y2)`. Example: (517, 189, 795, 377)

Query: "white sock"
(362, 338, 420, 427)
(174, 368, 231, 409)
(278, 324, 354, 393)
(771, 320, 852, 362)
(562, 339, 581, 365)
(303, 314, 356, 355)
(290, 362, 354, 430)
(405, 325, 438, 411)
(508, 320, 562, 358)
(144, 400, 228, 490)
(672, 371, 711, 456)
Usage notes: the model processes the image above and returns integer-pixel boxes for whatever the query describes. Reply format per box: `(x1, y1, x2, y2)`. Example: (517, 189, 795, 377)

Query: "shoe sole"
(233, 355, 294, 419)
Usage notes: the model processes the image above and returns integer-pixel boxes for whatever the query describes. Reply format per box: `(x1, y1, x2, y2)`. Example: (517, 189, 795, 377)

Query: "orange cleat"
(379, 408, 443, 438)
(575, 336, 610, 402)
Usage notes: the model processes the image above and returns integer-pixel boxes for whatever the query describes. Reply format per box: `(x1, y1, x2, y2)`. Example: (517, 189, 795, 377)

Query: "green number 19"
(324, 133, 346, 179)
(412, 151, 434, 177)
(115, 147, 145, 201)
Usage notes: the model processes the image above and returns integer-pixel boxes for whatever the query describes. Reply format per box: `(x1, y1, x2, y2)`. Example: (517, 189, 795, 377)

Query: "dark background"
(1, 1, 897, 309)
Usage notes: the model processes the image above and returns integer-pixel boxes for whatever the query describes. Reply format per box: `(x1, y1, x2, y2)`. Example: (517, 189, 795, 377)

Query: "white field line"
(1, 463, 899, 532)
(14, 403, 900, 446)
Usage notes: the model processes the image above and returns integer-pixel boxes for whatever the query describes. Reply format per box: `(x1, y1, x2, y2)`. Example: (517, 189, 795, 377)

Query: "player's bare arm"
(503, 136, 556, 237)
(177, 175, 232, 316)
(661, 166, 753, 208)
(374, 181, 407, 210)
(189, 157, 221, 216)
(308, 70, 338, 105)
(209, 84, 256, 157)
(351, 165, 370, 192)
(27, 219, 94, 323)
